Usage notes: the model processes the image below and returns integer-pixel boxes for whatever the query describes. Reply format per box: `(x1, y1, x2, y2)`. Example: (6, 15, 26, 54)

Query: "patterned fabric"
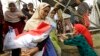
(56, 20, 63, 34)
(64, 34, 97, 56)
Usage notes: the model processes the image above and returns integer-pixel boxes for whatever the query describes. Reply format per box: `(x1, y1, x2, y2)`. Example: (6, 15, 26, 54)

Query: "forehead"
(43, 6, 50, 10)
(9, 3, 15, 7)
(28, 3, 33, 6)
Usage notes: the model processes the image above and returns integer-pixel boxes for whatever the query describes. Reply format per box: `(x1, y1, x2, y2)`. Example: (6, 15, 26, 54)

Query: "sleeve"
(4, 11, 11, 21)
(4, 11, 18, 21)
(63, 38, 77, 46)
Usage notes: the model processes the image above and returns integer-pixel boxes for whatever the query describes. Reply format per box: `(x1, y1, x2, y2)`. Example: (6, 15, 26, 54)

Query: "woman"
(27, 3, 35, 19)
(64, 16, 93, 47)
(59, 23, 97, 56)
(73, 24, 93, 47)
(21, 4, 30, 19)
(4, 2, 26, 56)
(4, 2, 26, 34)
(59, 34, 97, 56)
(46, 8, 61, 56)
(23, 2, 57, 56)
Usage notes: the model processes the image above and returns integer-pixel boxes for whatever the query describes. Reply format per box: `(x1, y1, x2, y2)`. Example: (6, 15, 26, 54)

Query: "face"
(9, 3, 16, 12)
(28, 4, 33, 11)
(29, 7, 33, 11)
(50, 10, 56, 19)
(64, 19, 70, 25)
(39, 6, 50, 19)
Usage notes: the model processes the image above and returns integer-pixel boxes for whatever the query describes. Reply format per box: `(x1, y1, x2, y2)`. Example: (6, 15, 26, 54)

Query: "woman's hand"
(21, 54, 30, 56)
(21, 47, 39, 56)
(72, 27, 78, 36)
(58, 34, 68, 42)
(21, 50, 30, 56)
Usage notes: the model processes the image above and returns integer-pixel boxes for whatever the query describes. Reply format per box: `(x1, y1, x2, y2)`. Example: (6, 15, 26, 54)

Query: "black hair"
(28, 3, 33, 6)
(8, 2, 15, 7)
(23, 3, 27, 7)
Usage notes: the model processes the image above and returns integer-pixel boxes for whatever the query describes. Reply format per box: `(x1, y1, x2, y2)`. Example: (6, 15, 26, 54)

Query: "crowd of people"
(0, 0, 98, 56)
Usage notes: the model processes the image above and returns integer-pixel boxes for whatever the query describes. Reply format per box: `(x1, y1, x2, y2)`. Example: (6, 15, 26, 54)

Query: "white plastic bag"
(3, 27, 18, 50)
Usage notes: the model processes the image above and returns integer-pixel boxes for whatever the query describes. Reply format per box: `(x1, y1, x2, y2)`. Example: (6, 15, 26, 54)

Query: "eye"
(44, 10, 49, 13)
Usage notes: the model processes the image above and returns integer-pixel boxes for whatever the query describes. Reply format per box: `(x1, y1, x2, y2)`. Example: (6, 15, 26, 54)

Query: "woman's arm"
(23, 37, 48, 56)
(5, 11, 18, 20)
(21, 47, 39, 56)
(29, 47, 39, 56)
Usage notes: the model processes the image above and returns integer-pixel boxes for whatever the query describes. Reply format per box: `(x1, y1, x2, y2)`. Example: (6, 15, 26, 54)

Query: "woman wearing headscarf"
(4, 2, 26, 56)
(4, 2, 26, 34)
(59, 33, 97, 56)
(23, 2, 57, 56)
(59, 19, 97, 56)
(64, 14, 93, 47)
(73, 0, 93, 47)
(46, 8, 61, 56)
(73, 24, 93, 47)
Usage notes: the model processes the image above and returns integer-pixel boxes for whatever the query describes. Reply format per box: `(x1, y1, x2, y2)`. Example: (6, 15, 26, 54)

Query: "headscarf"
(74, 24, 93, 47)
(30, 2, 50, 20)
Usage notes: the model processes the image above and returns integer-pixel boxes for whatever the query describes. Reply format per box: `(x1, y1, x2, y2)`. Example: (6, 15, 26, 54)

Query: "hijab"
(74, 24, 93, 47)
(30, 2, 50, 21)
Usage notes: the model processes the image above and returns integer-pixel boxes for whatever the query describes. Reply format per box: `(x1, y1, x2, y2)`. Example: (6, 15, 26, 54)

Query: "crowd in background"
(0, 0, 98, 56)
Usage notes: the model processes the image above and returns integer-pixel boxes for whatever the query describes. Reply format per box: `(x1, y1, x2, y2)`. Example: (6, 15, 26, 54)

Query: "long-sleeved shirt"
(64, 34, 97, 56)
(4, 10, 24, 23)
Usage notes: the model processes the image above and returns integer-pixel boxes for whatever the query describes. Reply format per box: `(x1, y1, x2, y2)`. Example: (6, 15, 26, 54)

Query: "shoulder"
(16, 10, 23, 14)
(5, 10, 10, 14)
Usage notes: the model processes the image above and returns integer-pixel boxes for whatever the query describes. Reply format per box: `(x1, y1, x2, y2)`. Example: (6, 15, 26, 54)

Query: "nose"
(45, 12, 48, 16)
